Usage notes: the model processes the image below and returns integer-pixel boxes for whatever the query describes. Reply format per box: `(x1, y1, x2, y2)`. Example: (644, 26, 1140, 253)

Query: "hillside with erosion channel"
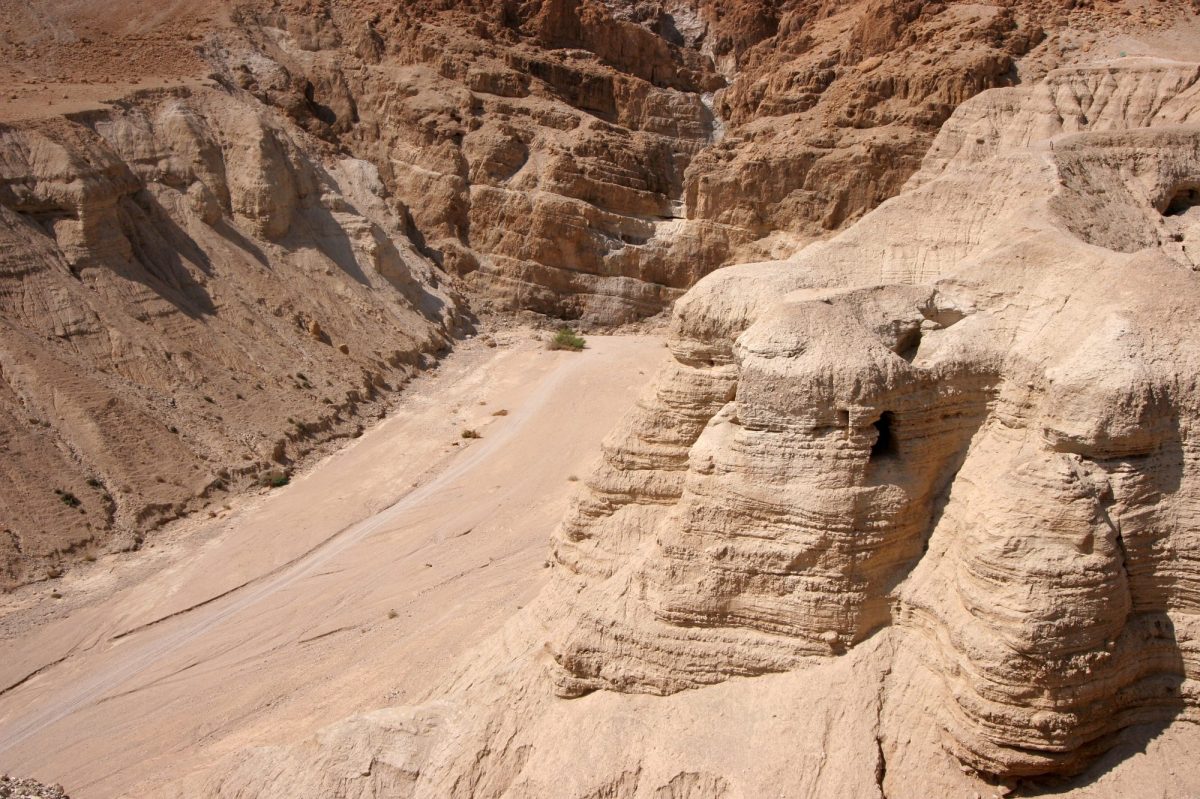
(2, 1, 1200, 798)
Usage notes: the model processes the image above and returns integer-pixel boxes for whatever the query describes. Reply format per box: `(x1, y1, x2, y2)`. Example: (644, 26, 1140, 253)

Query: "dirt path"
(0, 331, 667, 798)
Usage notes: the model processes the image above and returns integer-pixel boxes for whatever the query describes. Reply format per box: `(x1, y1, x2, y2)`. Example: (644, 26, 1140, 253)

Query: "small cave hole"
(870, 412, 898, 460)
(1164, 185, 1200, 217)
(895, 327, 922, 363)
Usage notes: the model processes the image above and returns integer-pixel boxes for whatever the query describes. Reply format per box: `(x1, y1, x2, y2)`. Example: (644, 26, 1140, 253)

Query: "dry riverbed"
(0, 329, 667, 798)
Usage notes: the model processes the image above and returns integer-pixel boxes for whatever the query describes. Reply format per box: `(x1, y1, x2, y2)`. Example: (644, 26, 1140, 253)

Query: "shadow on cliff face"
(211, 217, 270, 269)
(291, 197, 456, 327)
(1013, 663, 1187, 797)
(12, 188, 220, 321)
(117, 190, 217, 318)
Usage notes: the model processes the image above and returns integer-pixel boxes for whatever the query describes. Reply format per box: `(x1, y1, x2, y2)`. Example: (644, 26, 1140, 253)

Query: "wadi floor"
(0, 330, 668, 798)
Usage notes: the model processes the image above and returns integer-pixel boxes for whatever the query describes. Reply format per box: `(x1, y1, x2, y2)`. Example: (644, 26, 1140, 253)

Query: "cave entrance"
(1164, 185, 1200, 217)
(871, 412, 898, 460)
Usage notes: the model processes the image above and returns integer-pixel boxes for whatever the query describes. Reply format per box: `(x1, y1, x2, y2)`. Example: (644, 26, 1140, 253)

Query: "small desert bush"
(548, 327, 586, 351)
(461, 429, 481, 439)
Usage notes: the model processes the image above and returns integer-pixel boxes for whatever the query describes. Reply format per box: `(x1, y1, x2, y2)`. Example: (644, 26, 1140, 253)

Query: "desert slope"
(2, 0, 1197, 585)
(183, 57, 1200, 799)
(0, 333, 668, 797)
(0, 90, 462, 588)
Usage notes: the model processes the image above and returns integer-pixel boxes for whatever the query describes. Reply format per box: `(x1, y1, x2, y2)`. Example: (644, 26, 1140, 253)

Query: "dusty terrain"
(0, 331, 668, 797)
(172, 54, 1200, 799)
(2, 1, 1200, 799)
(0, 81, 465, 587)
(2, 0, 1196, 586)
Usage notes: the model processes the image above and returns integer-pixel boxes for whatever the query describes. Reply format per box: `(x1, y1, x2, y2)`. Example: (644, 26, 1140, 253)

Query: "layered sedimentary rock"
(0, 90, 460, 586)
(2, 0, 1194, 584)
(544, 58, 1200, 778)
(183, 0, 1138, 320)
(187, 58, 1200, 797)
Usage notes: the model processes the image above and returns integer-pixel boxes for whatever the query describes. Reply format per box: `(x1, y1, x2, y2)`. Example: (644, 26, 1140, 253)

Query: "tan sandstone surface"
(161, 56, 1200, 799)
(4, 0, 1198, 586)
(2, 2, 1200, 799)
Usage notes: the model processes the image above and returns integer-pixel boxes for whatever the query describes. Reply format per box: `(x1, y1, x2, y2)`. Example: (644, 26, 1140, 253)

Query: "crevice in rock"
(894, 327, 922, 362)
(874, 733, 889, 799)
(870, 411, 898, 460)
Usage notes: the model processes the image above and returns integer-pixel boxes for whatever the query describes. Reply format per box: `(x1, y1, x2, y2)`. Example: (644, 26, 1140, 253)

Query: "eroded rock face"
(186, 59, 1200, 798)
(545, 58, 1200, 778)
(2, 0, 1194, 584)
(0, 90, 461, 586)
(190, 0, 1132, 322)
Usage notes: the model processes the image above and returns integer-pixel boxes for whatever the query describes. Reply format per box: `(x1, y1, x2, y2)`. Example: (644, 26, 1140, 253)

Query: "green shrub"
(548, 326, 586, 351)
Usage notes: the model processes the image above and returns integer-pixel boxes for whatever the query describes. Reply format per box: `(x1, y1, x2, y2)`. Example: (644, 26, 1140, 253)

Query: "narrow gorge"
(1, 1, 1199, 798)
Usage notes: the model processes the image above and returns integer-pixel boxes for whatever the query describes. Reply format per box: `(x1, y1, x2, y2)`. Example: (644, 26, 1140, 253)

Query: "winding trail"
(0, 333, 666, 798)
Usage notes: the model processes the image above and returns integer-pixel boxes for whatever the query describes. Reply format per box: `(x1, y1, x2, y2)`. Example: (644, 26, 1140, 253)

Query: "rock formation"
(3, 1, 1200, 794)
(0, 775, 69, 799)
(2, 0, 1197, 584)
(210, 0, 1052, 321)
(0, 90, 461, 587)
(182, 57, 1200, 798)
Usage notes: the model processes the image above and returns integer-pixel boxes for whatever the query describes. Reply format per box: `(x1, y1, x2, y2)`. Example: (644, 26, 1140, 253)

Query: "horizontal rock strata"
(187, 56, 1200, 798)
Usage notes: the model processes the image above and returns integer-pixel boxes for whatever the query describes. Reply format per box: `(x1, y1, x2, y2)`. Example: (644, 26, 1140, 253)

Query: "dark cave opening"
(871, 412, 898, 460)
(1164, 185, 1200, 217)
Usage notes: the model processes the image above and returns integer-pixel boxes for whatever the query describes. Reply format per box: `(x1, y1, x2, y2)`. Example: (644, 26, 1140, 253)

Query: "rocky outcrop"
(2, 0, 1194, 585)
(0, 775, 69, 799)
(185, 58, 1200, 797)
(543, 58, 1200, 779)
(191, 0, 1160, 322)
(0, 89, 461, 587)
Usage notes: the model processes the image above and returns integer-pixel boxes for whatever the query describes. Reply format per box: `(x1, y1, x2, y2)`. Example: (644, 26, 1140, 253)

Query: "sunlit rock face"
(208, 0, 1072, 323)
(0, 94, 460, 586)
(167, 38, 1200, 799)
(544, 60, 1200, 778)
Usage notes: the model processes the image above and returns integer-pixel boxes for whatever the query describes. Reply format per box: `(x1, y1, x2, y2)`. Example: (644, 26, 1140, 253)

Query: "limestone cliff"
(185, 58, 1200, 798)
(207, 0, 1056, 321)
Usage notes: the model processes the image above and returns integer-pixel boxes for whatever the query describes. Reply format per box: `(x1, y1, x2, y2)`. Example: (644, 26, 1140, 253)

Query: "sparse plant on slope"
(548, 327, 586, 351)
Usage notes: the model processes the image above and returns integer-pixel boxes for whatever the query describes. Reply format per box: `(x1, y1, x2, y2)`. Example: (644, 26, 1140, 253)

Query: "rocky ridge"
(210, 0, 1056, 320)
(180, 56, 1200, 798)
(1, 0, 1196, 585)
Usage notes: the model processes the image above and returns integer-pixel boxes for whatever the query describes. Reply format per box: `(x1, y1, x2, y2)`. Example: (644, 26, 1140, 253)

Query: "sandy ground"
(0, 330, 668, 798)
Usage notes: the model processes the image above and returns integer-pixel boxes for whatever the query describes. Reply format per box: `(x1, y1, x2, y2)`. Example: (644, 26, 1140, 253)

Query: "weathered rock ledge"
(181, 58, 1200, 799)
